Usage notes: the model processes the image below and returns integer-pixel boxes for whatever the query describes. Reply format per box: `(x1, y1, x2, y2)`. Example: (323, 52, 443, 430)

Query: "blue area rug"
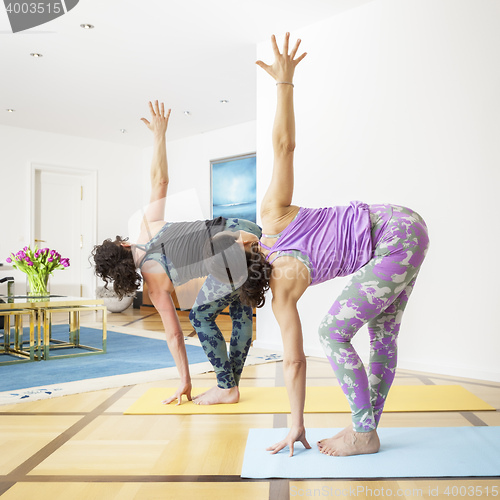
(0, 326, 207, 392)
(242, 427, 500, 478)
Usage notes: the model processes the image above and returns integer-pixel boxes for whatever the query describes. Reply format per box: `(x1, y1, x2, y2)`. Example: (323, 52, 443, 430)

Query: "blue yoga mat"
(0, 326, 207, 391)
(241, 427, 500, 478)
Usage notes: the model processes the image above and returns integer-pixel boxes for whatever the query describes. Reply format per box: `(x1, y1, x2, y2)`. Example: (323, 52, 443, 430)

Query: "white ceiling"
(0, 0, 371, 147)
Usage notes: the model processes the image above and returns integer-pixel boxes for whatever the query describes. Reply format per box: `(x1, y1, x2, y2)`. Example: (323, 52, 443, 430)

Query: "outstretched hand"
(266, 425, 311, 458)
(256, 32, 307, 83)
(141, 100, 171, 137)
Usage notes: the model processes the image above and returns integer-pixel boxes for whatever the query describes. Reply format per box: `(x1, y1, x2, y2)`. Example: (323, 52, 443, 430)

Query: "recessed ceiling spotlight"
(220, 100, 229, 104)
(120, 129, 127, 133)
(184, 111, 191, 116)
(80, 24, 94, 29)
(30, 53, 43, 58)
(6, 109, 15, 113)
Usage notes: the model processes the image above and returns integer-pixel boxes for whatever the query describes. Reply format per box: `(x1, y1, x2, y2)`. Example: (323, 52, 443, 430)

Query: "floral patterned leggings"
(318, 204, 430, 432)
(189, 218, 259, 389)
(189, 276, 253, 389)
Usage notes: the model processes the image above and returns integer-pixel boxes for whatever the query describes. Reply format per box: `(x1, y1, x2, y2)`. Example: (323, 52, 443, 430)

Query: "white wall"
(140, 121, 256, 221)
(255, 0, 500, 381)
(0, 124, 143, 294)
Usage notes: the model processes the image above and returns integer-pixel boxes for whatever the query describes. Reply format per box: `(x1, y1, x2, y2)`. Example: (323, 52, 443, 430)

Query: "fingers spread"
(141, 118, 150, 125)
(266, 442, 285, 454)
(256, 60, 273, 77)
(271, 34, 280, 57)
(255, 61, 271, 73)
(294, 52, 307, 66)
(283, 32, 290, 55)
(149, 101, 155, 116)
(290, 38, 301, 59)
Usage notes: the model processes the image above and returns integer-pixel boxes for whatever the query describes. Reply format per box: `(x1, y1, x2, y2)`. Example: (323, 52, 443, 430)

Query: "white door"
(34, 170, 83, 297)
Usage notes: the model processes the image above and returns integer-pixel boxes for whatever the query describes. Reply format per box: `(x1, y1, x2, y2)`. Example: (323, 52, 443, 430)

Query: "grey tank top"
(137, 217, 226, 286)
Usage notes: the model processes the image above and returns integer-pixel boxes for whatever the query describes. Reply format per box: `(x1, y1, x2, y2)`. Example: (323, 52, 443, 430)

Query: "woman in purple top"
(209, 34, 429, 457)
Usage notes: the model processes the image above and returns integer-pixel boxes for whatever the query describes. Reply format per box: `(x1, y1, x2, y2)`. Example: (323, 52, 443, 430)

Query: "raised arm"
(256, 33, 306, 220)
(140, 101, 172, 228)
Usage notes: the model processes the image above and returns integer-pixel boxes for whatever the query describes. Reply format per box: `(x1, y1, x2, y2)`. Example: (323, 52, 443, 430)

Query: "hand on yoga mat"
(266, 425, 311, 458)
(161, 382, 192, 406)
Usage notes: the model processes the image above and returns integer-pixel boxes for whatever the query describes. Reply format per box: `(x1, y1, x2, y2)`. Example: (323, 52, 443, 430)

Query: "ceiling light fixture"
(220, 100, 229, 104)
(6, 109, 15, 113)
(184, 111, 191, 116)
(80, 24, 94, 29)
(120, 129, 127, 134)
(30, 53, 43, 58)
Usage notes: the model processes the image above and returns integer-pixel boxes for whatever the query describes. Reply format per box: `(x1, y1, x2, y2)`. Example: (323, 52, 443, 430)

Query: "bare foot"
(317, 427, 380, 457)
(192, 387, 209, 400)
(193, 386, 240, 405)
(317, 427, 349, 450)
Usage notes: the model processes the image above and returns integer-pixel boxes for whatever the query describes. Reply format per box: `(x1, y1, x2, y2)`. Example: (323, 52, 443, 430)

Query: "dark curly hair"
(91, 236, 141, 299)
(240, 241, 272, 308)
(204, 232, 272, 308)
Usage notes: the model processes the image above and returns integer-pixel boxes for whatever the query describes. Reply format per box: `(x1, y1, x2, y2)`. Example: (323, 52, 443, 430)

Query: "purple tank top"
(260, 201, 373, 285)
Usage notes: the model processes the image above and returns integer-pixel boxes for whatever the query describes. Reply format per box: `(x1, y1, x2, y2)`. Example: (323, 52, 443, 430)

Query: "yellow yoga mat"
(124, 385, 495, 415)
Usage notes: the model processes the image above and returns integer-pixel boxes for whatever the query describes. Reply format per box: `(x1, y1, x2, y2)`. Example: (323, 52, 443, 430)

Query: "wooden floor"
(1, 306, 499, 499)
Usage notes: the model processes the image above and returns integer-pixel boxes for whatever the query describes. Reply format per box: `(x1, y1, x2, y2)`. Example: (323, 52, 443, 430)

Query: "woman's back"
(136, 217, 226, 286)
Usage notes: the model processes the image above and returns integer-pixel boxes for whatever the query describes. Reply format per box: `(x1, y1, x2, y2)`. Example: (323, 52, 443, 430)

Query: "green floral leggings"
(318, 204, 429, 432)
(189, 218, 260, 389)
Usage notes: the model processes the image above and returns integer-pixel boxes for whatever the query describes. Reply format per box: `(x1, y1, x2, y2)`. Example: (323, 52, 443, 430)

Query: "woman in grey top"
(92, 101, 267, 405)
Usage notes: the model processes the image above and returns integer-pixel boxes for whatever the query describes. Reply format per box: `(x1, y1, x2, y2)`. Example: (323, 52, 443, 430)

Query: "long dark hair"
(204, 232, 272, 308)
(91, 236, 141, 299)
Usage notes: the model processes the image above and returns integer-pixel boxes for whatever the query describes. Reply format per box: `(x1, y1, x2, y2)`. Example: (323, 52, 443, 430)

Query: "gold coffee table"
(0, 308, 37, 364)
(0, 295, 107, 362)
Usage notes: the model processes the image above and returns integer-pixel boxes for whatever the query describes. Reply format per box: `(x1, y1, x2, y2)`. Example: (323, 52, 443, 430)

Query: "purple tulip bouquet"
(6, 246, 70, 296)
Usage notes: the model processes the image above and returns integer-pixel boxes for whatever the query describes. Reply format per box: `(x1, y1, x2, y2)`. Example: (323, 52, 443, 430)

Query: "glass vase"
(27, 274, 50, 297)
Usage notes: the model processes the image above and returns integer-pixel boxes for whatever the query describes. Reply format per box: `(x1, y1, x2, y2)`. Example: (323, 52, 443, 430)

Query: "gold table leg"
(69, 310, 79, 345)
(41, 305, 107, 360)
(0, 310, 37, 364)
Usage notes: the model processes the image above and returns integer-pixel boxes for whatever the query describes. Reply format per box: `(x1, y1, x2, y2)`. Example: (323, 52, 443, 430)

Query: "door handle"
(35, 239, 46, 243)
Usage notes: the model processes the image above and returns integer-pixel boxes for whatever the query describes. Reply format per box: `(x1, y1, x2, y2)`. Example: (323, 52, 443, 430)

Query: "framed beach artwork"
(210, 153, 257, 223)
